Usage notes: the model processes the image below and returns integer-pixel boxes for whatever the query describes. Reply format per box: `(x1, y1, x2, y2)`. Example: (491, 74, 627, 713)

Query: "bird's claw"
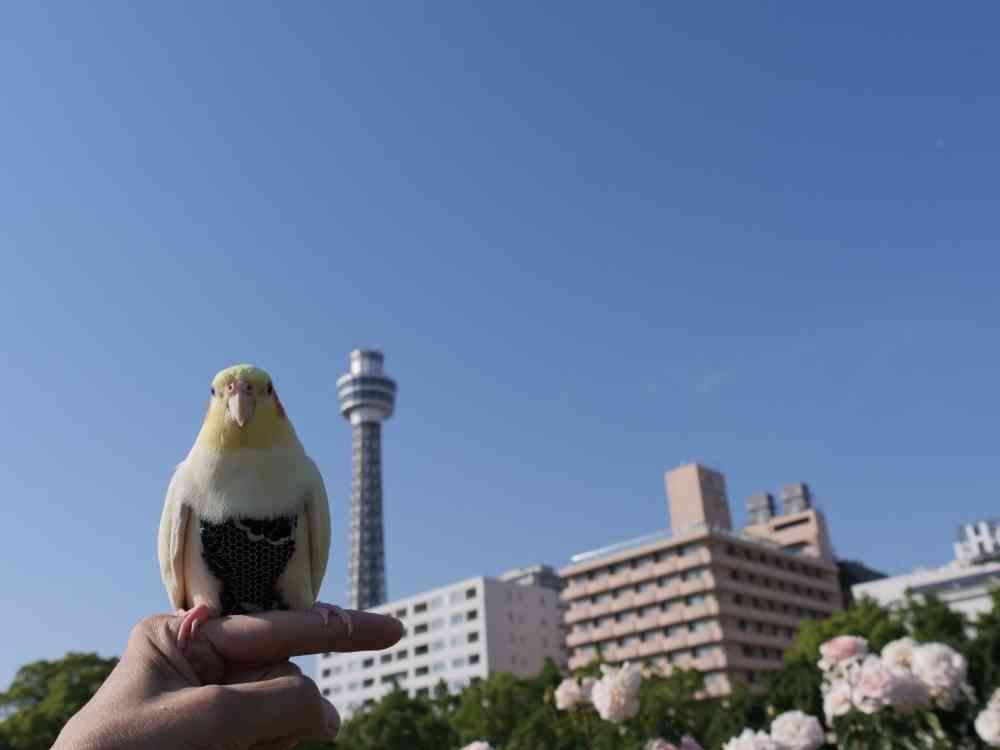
(177, 604, 217, 649)
(312, 601, 352, 637)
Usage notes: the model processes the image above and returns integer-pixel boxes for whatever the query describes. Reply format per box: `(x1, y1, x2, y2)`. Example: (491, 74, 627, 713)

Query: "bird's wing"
(158, 469, 191, 611)
(304, 458, 331, 601)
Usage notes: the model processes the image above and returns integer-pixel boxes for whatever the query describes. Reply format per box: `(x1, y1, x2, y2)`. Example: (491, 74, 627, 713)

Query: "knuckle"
(129, 616, 169, 647)
(287, 673, 320, 700)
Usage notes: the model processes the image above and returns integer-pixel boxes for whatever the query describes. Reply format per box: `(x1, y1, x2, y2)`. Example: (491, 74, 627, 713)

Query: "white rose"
(554, 677, 585, 710)
(989, 687, 1000, 711)
(976, 706, 1000, 747)
(823, 679, 853, 722)
(911, 642, 967, 708)
(590, 662, 642, 722)
(460, 742, 494, 750)
(851, 656, 897, 715)
(581, 676, 597, 701)
(880, 637, 918, 673)
(770, 710, 824, 750)
(721, 729, 784, 750)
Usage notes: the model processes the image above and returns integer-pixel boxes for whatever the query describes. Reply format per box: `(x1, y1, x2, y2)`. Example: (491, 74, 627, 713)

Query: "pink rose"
(819, 635, 868, 664)
(851, 655, 897, 714)
(819, 635, 868, 669)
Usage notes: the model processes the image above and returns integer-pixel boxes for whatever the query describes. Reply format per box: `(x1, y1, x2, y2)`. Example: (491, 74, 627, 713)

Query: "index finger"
(202, 609, 403, 664)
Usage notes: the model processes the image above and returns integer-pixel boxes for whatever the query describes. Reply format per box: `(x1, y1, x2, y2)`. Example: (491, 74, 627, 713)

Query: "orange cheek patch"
(275, 393, 286, 418)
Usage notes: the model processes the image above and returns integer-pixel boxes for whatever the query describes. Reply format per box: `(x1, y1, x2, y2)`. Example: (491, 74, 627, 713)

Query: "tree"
(784, 596, 906, 665)
(325, 686, 457, 750)
(0, 653, 117, 750)
(898, 592, 969, 652)
(966, 588, 1000, 707)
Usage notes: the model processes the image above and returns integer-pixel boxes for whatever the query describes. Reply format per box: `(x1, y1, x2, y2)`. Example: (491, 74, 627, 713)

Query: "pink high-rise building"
(559, 463, 842, 694)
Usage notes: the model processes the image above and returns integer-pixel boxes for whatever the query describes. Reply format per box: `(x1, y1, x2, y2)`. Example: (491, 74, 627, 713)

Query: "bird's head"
(195, 364, 299, 451)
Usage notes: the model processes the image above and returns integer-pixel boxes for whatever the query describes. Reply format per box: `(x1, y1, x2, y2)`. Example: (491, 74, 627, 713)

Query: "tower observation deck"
(337, 349, 397, 610)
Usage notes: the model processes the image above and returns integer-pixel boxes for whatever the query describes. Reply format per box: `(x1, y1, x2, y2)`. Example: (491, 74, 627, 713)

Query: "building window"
(395, 608, 407, 618)
(466, 587, 476, 599)
(467, 609, 479, 621)
(468, 631, 479, 643)
(414, 623, 428, 635)
(396, 649, 408, 660)
(322, 688, 330, 696)
(362, 678, 373, 688)
(469, 653, 480, 665)
(380, 654, 392, 664)
(362, 658, 374, 669)
(415, 645, 429, 656)
(321, 668, 331, 678)
(414, 602, 428, 614)
(415, 665, 429, 676)
(417, 687, 430, 697)
(450, 613, 464, 625)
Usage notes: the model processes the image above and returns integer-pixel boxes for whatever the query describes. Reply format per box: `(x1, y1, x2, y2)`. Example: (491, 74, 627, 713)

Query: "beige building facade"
(560, 464, 843, 694)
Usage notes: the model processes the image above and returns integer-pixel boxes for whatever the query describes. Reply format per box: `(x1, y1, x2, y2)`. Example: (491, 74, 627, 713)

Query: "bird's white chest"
(173, 447, 313, 522)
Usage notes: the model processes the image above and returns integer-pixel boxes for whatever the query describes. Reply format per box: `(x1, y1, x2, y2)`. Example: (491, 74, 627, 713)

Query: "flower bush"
(815, 634, 974, 747)
(976, 689, 1000, 747)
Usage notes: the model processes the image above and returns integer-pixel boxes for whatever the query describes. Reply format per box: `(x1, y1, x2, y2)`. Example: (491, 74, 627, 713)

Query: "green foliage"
(0, 652, 117, 750)
(898, 592, 970, 652)
(784, 596, 906, 664)
(967, 588, 1000, 708)
(325, 686, 457, 750)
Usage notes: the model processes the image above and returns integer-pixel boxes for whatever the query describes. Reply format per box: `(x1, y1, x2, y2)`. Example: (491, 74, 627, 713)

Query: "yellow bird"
(158, 364, 349, 643)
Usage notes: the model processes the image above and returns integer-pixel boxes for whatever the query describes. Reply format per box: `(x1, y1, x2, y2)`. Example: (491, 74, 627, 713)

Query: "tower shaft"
(338, 349, 396, 611)
(348, 422, 386, 609)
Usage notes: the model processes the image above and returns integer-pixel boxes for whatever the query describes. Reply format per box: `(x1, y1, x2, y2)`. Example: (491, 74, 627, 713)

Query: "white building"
(853, 520, 1000, 620)
(316, 566, 567, 716)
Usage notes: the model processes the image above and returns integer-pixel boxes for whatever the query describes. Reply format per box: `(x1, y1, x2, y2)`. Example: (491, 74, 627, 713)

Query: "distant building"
(560, 463, 843, 695)
(853, 520, 1000, 620)
(316, 566, 566, 717)
(837, 560, 888, 605)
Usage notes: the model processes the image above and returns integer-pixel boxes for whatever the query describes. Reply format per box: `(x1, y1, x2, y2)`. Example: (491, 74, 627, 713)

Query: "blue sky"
(2, 3, 998, 688)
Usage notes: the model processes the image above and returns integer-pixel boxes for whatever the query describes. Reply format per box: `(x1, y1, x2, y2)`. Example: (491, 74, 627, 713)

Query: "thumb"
(212, 674, 340, 745)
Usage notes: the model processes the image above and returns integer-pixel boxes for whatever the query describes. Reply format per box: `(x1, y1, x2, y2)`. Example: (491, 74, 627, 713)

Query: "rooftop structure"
(853, 520, 1000, 619)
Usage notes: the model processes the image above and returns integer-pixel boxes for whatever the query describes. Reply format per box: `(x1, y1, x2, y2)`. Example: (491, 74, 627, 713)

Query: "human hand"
(53, 609, 403, 750)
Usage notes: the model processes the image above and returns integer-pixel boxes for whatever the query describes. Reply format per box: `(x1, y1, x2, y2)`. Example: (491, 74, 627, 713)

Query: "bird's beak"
(227, 381, 255, 428)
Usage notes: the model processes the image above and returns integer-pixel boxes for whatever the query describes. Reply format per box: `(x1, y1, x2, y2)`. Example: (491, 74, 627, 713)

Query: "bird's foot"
(311, 601, 353, 637)
(177, 604, 218, 649)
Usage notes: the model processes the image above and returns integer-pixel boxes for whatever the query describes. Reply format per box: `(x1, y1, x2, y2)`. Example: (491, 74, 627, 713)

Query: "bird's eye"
(210, 387, 215, 396)
(267, 382, 273, 395)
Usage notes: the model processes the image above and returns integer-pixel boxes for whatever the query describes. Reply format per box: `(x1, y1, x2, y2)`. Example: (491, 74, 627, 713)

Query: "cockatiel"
(158, 364, 350, 643)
